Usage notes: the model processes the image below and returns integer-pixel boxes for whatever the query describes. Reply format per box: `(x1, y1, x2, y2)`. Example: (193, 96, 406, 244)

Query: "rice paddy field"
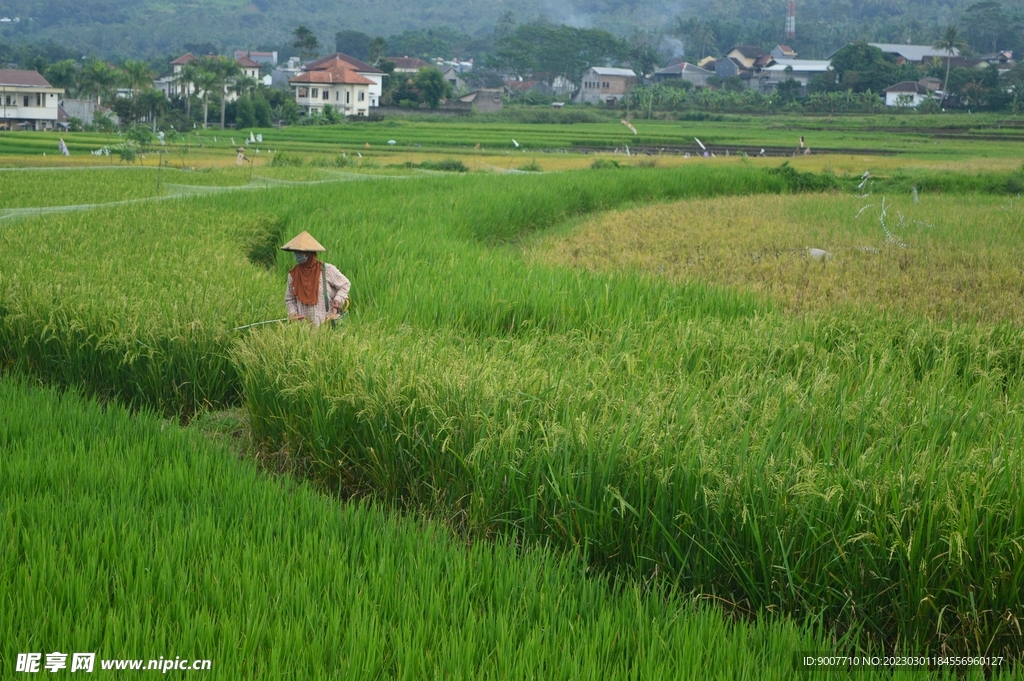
(2, 116, 1024, 678)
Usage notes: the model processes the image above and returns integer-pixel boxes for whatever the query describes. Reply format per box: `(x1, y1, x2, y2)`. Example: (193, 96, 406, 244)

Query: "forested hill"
(0, 0, 1019, 62)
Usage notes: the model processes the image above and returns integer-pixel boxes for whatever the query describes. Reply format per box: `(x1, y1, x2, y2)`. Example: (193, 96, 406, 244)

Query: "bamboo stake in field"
(231, 318, 288, 331)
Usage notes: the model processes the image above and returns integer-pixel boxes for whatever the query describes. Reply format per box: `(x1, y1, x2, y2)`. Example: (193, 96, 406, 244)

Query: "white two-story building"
(1, 69, 63, 130)
(291, 64, 373, 117)
(299, 54, 384, 108)
(154, 53, 266, 102)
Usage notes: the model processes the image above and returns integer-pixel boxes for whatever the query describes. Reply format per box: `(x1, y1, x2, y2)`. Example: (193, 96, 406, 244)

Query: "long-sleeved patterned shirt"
(285, 263, 351, 327)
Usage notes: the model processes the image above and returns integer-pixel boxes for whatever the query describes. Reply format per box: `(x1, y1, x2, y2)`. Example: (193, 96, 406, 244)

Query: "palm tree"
(139, 89, 167, 132)
(292, 25, 320, 60)
(78, 58, 117, 105)
(231, 75, 258, 100)
(175, 62, 201, 118)
(120, 59, 154, 123)
(195, 69, 219, 128)
(202, 56, 241, 130)
(121, 59, 153, 100)
(933, 25, 967, 107)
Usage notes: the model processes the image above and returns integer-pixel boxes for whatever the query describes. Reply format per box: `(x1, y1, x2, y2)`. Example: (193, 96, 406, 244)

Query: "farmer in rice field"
(236, 147, 248, 166)
(282, 231, 350, 327)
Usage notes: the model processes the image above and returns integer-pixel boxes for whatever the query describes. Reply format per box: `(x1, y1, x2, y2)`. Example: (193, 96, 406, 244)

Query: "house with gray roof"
(714, 57, 746, 81)
(760, 58, 831, 94)
(868, 43, 960, 64)
(883, 80, 933, 107)
(654, 59, 714, 86)
(575, 66, 636, 104)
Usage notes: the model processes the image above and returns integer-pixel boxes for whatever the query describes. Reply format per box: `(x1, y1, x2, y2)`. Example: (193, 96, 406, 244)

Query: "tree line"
(24, 53, 300, 133)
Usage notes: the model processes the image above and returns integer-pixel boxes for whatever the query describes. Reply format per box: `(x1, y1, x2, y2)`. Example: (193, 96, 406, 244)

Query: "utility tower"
(785, 0, 796, 39)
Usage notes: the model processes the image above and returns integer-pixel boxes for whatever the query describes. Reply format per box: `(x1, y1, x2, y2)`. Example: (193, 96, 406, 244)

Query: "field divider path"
(0, 173, 409, 222)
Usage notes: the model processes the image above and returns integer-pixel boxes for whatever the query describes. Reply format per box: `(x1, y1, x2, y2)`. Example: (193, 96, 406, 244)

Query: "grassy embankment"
(2, 162, 1024, 664)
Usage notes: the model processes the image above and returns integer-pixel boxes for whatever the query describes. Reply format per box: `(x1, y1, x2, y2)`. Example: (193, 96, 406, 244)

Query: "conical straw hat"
(280, 231, 326, 252)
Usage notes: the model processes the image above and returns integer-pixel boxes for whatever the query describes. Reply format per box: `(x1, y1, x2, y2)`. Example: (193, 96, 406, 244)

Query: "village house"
(291, 64, 372, 116)
(697, 56, 717, 70)
(760, 58, 831, 94)
(271, 57, 305, 88)
(0, 69, 63, 130)
(575, 67, 636, 105)
(504, 74, 574, 98)
(60, 98, 116, 127)
(234, 50, 278, 67)
(867, 43, 959, 65)
(726, 45, 772, 69)
(236, 56, 261, 82)
(153, 53, 200, 99)
(436, 57, 474, 72)
(883, 80, 933, 107)
(771, 44, 798, 60)
(455, 88, 503, 113)
(714, 56, 750, 84)
(977, 50, 1015, 74)
(441, 65, 465, 91)
(153, 53, 268, 101)
(389, 57, 432, 74)
(653, 59, 714, 86)
(299, 53, 384, 108)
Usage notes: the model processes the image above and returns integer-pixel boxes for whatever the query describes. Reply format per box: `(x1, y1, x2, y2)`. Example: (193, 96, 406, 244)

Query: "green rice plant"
(6, 113, 1024, 167)
(168, 113, 1024, 159)
(269, 151, 304, 167)
(0, 199, 280, 416)
(532, 192, 1024, 324)
(4, 163, 1024, 662)
(518, 160, 544, 172)
(234, 309, 1024, 658)
(310, 153, 354, 168)
(396, 158, 470, 172)
(1, 376, 909, 681)
(0, 167, 164, 208)
(766, 161, 841, 191)
(244, 213, 287, 270)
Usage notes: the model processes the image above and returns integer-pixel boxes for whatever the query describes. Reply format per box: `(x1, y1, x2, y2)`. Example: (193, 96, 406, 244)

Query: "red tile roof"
(0, 69, 53, 87)
(305, 52, 383, 74)
(236, 56, 261, 68)
(290, 66, 374, 85)
(171, 53, 199, 65)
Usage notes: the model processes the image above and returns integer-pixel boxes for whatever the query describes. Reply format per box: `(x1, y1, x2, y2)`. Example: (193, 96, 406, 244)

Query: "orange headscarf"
(289, 253, 322, 306)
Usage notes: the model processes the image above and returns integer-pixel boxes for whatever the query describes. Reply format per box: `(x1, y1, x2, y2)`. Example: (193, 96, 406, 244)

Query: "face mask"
(294, 252, 310, 265)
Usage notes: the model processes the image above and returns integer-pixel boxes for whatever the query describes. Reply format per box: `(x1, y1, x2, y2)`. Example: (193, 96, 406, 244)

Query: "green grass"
(2, 160, 1024, 666)
(1, 375, 904, 681)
